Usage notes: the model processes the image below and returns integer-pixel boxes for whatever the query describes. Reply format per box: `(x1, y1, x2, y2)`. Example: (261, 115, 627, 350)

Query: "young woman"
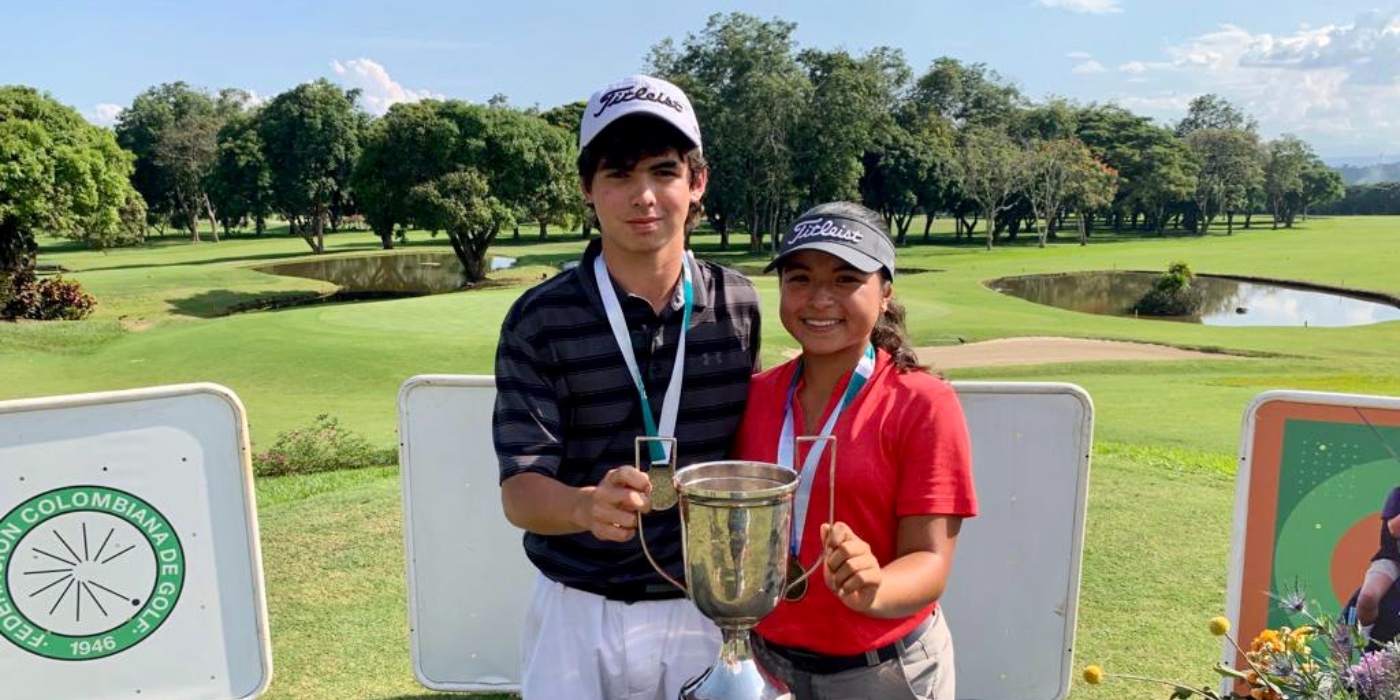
(733, 202, 978, 700)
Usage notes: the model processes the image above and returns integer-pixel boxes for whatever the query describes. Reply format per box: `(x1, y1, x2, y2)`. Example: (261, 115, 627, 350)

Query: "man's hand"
(577, 467, 653, 542)
(821, 522, 883, 613)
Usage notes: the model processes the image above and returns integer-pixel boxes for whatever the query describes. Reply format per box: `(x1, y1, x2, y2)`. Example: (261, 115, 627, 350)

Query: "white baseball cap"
(579, 75, 702, 154)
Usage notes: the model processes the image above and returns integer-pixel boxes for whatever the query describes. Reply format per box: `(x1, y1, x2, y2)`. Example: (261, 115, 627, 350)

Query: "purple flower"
(1346, 643, 1400, 699)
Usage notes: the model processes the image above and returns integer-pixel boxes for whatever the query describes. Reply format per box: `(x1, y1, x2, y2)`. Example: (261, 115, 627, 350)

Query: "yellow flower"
(1209, 616, 1231, 636)
(1285, 626, 1313, 653)
(1082, 665, 1104, 685)
(1251, 629, 1282, 653)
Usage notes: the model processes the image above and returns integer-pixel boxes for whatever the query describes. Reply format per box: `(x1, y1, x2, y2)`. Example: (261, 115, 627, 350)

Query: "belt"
(759, 613, 934, 675)
(565, 579, 687, 603)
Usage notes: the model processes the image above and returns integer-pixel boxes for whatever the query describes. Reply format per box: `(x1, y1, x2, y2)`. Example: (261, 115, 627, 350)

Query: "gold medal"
(648, 465, 677, 511)
(784, 557, 808, 602)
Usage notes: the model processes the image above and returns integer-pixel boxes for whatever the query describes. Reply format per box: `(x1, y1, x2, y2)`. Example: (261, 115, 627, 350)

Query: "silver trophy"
(637, 436, 836, 700)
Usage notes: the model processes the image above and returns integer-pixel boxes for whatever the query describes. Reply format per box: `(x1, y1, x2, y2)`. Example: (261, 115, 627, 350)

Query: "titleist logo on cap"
(593, 85, 685, 117)
(788, 218, 865, 244)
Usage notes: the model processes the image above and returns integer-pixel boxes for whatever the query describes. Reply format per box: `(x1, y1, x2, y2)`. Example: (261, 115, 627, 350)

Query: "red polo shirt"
(734, 349, 977, 656)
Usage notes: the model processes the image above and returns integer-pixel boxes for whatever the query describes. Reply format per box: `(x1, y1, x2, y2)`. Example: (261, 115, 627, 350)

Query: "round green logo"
(0, 486, 185, 660)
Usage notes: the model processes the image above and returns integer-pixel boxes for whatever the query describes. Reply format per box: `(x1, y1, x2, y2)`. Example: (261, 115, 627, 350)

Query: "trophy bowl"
(676, 461, 798, 627)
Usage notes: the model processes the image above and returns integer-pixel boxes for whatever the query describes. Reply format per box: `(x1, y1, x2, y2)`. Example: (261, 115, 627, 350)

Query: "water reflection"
(990, 272, 1400, 327)
(255, 253, 516, 295)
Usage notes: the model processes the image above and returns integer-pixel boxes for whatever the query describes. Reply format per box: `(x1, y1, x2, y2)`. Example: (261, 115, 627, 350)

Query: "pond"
(988, 271, 1400, 327)
(254, 253, 517, 295)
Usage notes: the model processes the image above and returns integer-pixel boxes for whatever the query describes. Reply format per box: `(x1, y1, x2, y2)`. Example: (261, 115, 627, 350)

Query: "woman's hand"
(821, 522, 883, 612)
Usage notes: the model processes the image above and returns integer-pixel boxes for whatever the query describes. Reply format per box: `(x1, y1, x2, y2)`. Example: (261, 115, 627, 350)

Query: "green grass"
(7, 215, 1400, 699)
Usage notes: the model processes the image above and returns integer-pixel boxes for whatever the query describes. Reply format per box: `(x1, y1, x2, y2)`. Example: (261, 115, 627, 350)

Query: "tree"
(1065, 151, 1118, 245)
(153, 110, 222, 241)
(1175, 94, 1256, 136)
(1076, 104, 1195, 233)
(650, 12, 808, 251)
(1013, 99, 1079, 142)
(410, 170, 515, 282)
(953, 127, 1030, 250)
(1025, 138, 1093, 248)
(354, 100, 575, 267)
(208, 111, 273, 236)
(473, 107, 576, 240)
(258, 79, 362, 253)
(1263, 135, 1313, 229)
(115, 83, 226, 236)
(792, 46, 908, 207)
(862, 118, 952, 243)
(1298, 161, 1345, 222)
(540, 100, 586, 133)
(909, 57, 1023, 128)
(0, 86, 145, 276)
(1184, 128, 1261, 235)
(353, 101, 458, 249)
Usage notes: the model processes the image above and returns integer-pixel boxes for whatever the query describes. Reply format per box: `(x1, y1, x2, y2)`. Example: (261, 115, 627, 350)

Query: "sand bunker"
(915, 336, 1241, 370)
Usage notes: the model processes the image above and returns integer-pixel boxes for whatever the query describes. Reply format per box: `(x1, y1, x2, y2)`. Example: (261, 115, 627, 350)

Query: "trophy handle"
(784, 434, 837, 598)
(635, 436, 688, 596)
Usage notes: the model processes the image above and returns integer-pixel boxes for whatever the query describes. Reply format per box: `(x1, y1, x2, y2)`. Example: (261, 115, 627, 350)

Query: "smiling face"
(778, 250, 892, 362)
(583, 148, 706, 260)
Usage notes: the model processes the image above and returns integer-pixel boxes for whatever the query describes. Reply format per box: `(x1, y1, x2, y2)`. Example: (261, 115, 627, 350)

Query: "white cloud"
(1237, 10, 1400, 84)
(1118, 60, 1172, 74)
(1036, 0, 1123, 15)
(1072, 60, 1108, 74)
(86, 103, 122, 127)
(329, 58, 442, 115)
(1113, 93, 1193, 114)
(1108, 10, 1400, 154)
(1067, 51, 1094, 60)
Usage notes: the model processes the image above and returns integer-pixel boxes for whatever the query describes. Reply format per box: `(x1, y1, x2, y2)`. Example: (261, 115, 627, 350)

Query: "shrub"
(253, 414, 398, 477)
(1, 271, 97, 321)
(1134, 260, 1204, 317)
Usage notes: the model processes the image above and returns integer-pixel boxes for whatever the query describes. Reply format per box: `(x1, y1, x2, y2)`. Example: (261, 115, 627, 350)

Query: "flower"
(1087, 590, 1374, 700)
(1209, 616, 1231, 636)
(1082, 665, 1103, 685)
(1346, 642, 1400, 699)
(1250, 629, 1283, 654)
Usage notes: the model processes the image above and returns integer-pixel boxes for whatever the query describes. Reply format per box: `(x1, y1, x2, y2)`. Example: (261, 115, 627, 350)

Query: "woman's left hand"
(821, 522, 882, 612)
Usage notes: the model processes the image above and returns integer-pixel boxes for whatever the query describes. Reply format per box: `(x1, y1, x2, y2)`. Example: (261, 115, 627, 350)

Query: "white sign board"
(400, 376, 1091, 700)
(0, 384, 272, 700)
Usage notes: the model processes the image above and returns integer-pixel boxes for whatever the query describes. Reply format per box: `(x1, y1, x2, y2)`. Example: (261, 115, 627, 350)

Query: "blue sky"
(6, 0, 1400, 161)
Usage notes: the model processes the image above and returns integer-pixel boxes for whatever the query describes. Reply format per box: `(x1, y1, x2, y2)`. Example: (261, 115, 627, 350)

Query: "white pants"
(521, 573, 722, 700)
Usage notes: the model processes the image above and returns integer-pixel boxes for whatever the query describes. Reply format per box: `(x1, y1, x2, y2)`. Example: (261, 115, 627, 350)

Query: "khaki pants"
(752, 610, 954, 700)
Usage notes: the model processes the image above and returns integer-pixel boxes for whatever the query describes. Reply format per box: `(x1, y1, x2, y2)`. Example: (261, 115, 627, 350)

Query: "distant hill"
(1335, 162, 1400, 185)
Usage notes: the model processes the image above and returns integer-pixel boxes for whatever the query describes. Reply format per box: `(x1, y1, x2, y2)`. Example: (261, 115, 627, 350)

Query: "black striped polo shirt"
(493, 239, 761, 598)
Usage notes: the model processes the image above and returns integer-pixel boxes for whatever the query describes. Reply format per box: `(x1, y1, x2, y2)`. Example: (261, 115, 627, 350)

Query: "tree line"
(1, 12, 1352, 285)
(648, 14, 1345, 251)
(1313, 183, 1400, 216)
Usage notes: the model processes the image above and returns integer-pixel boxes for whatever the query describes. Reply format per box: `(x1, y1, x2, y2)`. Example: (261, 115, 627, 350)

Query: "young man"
(492, 75, 762, 700)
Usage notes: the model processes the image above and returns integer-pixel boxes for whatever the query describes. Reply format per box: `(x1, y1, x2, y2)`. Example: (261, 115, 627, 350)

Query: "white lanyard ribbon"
(594, 252, 694, 464)
(778, 344, 876, 556)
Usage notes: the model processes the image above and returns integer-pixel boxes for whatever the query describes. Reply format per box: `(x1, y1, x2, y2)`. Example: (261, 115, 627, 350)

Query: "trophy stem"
(679, 627, 791, 700)
(717, 626, 755, 665)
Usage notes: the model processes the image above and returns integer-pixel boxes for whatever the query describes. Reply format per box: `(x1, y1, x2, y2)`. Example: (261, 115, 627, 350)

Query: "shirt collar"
(577, 239, 712, 314)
